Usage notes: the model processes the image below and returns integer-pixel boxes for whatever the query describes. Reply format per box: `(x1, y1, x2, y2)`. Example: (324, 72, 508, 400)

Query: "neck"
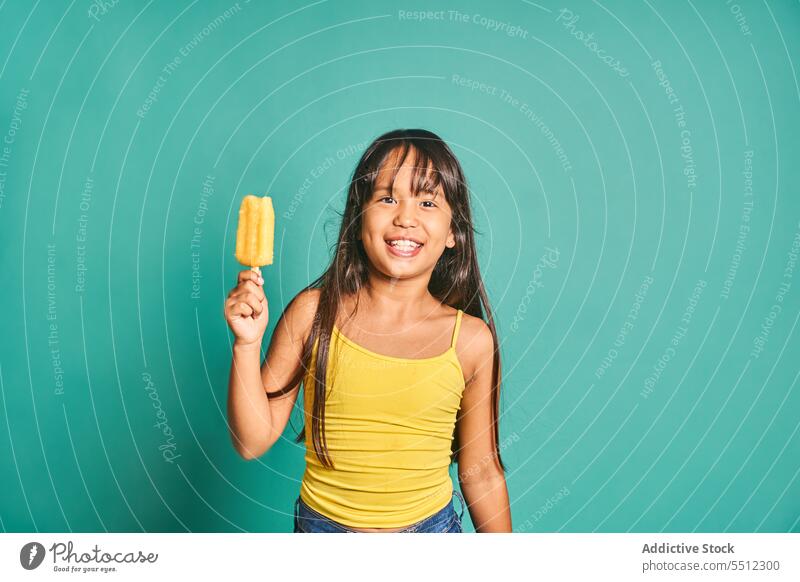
(359, 264, 437, 322)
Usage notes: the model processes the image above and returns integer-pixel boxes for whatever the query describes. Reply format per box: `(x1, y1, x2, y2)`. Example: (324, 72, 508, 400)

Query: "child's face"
(360, 148, 456, 280)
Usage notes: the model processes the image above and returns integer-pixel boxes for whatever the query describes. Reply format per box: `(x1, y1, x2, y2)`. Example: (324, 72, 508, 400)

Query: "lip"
(385, 239, 423, 258)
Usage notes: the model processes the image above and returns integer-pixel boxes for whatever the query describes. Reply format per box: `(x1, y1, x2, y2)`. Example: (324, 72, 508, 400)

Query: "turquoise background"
(0, 0, 799, 533)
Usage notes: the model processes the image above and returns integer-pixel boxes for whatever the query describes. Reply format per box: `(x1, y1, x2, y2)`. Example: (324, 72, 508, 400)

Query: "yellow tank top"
(299, 309, 466, 528)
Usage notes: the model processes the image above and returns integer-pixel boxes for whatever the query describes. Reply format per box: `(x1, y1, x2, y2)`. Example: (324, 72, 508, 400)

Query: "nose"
(393, 199, 418, 228)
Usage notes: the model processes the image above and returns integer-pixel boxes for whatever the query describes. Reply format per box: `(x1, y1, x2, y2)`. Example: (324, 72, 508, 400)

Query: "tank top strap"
(450, 309, 463, 350)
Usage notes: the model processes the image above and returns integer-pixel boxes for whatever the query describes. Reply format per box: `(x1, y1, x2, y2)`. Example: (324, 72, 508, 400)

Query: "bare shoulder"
(280, 287, 321, 344)
(454, 311, 495, 384)
(290, 287, 321, 312)
(260, 288, 321, 400)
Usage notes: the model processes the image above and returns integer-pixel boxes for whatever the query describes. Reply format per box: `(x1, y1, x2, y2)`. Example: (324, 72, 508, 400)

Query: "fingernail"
(258, 277, 264, 285)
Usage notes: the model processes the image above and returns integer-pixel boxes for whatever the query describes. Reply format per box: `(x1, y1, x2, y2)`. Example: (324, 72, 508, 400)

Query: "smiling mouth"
(385, 238, 424, 258)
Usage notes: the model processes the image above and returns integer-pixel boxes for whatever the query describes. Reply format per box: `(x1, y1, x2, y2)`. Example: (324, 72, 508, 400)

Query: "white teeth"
(388, 239, 421, 250)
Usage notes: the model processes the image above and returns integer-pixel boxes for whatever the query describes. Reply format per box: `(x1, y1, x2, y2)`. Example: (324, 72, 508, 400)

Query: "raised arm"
(225, 272, 318, 460)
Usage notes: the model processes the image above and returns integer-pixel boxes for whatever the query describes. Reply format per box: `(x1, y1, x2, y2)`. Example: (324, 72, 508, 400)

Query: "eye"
(378, 196, 395, 204)
(420, 200, 437, 208)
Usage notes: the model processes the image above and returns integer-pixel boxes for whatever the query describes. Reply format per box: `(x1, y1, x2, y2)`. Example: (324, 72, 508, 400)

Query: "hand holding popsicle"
(225, 195, 275, 348)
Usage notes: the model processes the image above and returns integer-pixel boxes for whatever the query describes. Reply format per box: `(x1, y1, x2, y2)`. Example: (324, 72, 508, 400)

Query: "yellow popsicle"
(235, 195, 274, 269)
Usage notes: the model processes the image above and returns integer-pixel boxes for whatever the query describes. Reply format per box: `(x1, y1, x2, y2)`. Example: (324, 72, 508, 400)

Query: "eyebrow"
(373, 186, 440, 198)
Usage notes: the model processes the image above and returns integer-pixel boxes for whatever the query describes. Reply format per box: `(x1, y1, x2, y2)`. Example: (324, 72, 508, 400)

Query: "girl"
(225, 128, 511, 533)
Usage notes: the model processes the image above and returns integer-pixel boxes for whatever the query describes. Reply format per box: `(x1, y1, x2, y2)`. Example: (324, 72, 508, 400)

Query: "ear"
(446, 228, 456, 249)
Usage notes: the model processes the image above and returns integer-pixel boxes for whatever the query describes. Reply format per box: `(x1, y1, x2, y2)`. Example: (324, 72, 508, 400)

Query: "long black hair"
(269, 128, 505, 473)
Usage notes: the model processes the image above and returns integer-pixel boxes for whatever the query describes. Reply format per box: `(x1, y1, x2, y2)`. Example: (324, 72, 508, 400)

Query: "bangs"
(373, 142, 445, 200)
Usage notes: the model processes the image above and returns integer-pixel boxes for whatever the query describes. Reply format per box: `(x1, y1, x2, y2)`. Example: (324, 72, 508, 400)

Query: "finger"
(228, 283, 262, 303)
(238, 269, 264, 286)
(228, 297, 254, 317)
(241, 292, 263, 315)
(232, 301, 254, 318)
(239, 280, 265, 301)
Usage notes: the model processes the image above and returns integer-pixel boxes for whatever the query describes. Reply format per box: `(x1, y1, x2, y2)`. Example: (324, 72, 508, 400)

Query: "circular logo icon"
(20, 542, 46, 570)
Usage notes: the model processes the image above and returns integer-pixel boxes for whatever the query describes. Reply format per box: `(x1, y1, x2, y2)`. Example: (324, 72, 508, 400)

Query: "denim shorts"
(294, 490, 466, 533)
